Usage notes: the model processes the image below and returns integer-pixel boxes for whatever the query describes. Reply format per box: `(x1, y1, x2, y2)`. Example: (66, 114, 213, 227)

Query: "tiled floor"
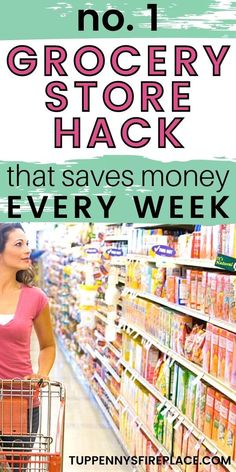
(31, 333, 132, 472)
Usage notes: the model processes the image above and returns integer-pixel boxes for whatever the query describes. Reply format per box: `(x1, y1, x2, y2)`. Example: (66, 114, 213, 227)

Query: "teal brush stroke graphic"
(0, 1, 236, 39)
(0, 156, 235, 223)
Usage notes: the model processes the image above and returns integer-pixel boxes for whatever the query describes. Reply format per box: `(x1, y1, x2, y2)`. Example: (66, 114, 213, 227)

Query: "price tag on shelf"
(168, 411, 179, 424)
(157, 401, 166, 412)
(174, 417, 184, 430)
(161, 405, 172, 417)
(131, 415, 138, 426)
(137, 421, 142, 431)
(133, 332, 139, 340)
(184, 427, 194, 441)
(116, 358, 121, 367)
(194, 436, 205, 451)
(192, 374, 203, 386)
(206, 443, 218, 455)
(169, 358, 175, 369)
(121, 405, 129, 414)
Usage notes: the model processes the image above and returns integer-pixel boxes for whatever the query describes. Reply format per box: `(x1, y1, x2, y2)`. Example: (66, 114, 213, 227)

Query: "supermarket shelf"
(127, 254, 224, 271)
(92, 391, 143, 472)
(94, 329, 106, 342)
(93, 372, 119, 410)
(95, 311, 108, 324)
(120, 359, 236, 472)
(94, 331, 121, 357)
(84, 343, 96, 358)
(77, 341, 96, 358)
(119, 396, 182, 472)
(118, 276, 126, 284)
(110, 257, 127, 267)
(119, 318, 236, 403)
(123, 288, 236, 334)
(107, 342, 121, 358)
(58, 337, 140, 471)
(95, 350, 121, 383)
(104, 236, 128, 242)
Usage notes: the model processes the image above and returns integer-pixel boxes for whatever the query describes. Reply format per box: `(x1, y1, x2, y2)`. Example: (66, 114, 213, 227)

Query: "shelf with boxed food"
(119, 396, 182, 472)
(93, 373, 119, 410)
(95, 350, 121, 383)
(119, 358, 236, 472)
(119, 318, 236, 404)
(123, 288, 236, 334)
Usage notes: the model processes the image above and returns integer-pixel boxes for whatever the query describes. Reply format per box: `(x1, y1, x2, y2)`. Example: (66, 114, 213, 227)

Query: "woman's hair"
(0, 223, 34, 285)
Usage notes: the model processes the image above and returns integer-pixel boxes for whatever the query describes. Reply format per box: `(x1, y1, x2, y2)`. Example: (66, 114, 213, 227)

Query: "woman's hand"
(24, 373, 50, 387)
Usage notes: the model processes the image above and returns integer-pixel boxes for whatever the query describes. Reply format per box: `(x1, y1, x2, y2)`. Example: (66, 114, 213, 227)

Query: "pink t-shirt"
(0, 285, 48, 379)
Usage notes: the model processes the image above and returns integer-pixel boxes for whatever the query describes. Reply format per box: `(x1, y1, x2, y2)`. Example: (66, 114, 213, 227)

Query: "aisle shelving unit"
(119, 317, 236, 403)
(127, 254, 223, 270)
(95, 349, 121, 383)
(57, 338, 143, 472)
(123, 288, 236, 334)
(93, 373, 119, 410)
(45, 223, 236, 472)
(119, 396, 182, 472)
(119, 359, 236, 472)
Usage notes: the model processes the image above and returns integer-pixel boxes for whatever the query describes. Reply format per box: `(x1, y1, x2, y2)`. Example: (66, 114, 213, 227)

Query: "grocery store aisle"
(31, 333, 132, 472)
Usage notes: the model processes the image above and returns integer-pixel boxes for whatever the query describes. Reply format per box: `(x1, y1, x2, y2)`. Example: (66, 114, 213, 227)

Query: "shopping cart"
(0, 379, 65, 472)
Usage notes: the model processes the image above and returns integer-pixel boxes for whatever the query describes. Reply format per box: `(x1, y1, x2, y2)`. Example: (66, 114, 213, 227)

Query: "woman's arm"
(25, 304, 56, 380)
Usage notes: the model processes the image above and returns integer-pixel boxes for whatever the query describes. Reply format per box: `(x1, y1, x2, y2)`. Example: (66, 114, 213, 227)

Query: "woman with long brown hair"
(0, 223, 55, 470)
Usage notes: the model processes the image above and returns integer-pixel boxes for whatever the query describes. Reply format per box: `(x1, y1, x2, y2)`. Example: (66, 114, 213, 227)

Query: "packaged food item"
(172, 315, 192, 356)
(218, 397, 230, 451)
(201, 271, 208, 312)
(215, 274, 225, 319)
(230, 334, 236, 389)
(225, 332, 235, 385)
(198, 444, 211, 472)
(203, 324, 212, 373)
(195, 271, 202, 311)
(176, 367, 189, 415)
(173, 422, 184, 458)
(145, 346, 159, 384)
(175, 277, 187, 306)
(209, 274, 217, 318)
(210, 326, 220, 378)
(194, 382, 207, 432)
(186, 269, 191, 308)
(164, 412, 173, 454)
(212, 392, 222, 443)
(225, 402, 236, 456)
(229, 276, 236, 323)
(154, 406, 165, 444)
(181, 427, 189, 472)
(184, 324, 205, 366)
(190, 271, 197, 309)
(166, 276, 176, 303)
(191, 231, 201, 259)
(228, 224, 236, 258)
(217, 329, 227, 381)
(154, 358, 169, 398)
(204, 273, 212, 315)
(185, 434, 199, 472)
(186, 374, 197, 422)
(204, 388, 215, 438)
(151, 267, 166, 297)
(212, 225, 221, 259)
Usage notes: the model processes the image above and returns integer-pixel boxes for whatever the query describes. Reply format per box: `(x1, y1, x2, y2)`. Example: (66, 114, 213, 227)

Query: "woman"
(0, 223, 56, 470)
